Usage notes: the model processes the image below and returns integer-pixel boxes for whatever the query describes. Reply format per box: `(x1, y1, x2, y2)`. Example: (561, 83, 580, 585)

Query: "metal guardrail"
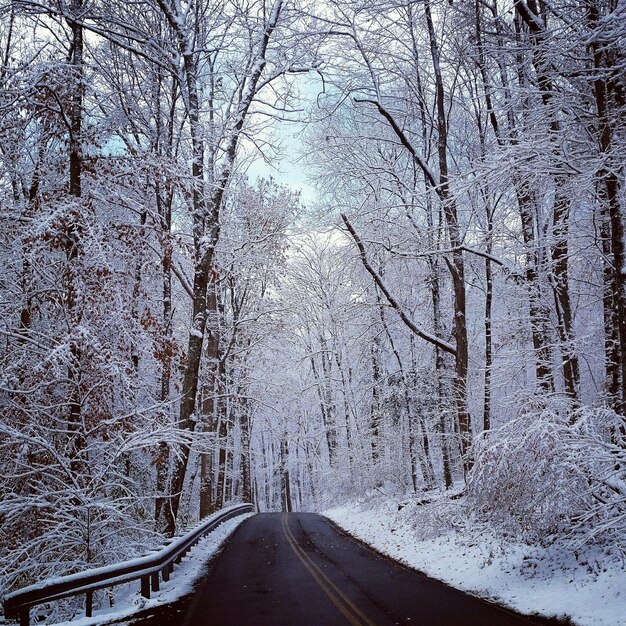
(3, 503, 254, 626)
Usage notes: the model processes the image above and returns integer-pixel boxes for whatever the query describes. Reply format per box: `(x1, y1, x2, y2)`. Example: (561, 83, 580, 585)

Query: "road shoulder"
(324, 499, 607, 626)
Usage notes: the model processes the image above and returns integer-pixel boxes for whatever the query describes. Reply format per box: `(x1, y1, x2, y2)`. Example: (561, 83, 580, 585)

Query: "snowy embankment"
(13, 513, 252, 626)
(325, 498, 626, 626)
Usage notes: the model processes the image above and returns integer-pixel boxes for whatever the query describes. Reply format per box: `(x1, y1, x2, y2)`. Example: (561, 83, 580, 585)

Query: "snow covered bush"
(468, 405, 626, 552)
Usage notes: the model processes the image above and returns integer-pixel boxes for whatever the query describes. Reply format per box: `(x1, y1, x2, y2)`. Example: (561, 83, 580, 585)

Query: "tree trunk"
(474, 1, 494, 431)
(481, 1, 556, 395)
(280, 438, 292, 513)
(240, 396, 252, 503)
(215, 407, 229, 509)
(408, 6, 453, 485)
(308, 335, 338, 465)
(199, 282, 221, 518)
(588, 1, 626, 414)
(370, 337, 382, 463)
(66, 0, 86, 477)
(550, 186, 581, 405)
(515, 1, 581, 406)
(332, 347, 355, 470)
(518, 183, 556, 393)
(154, 75, 177, 527)
(424, 0, 471, 468)
(483, 235, 493, 432)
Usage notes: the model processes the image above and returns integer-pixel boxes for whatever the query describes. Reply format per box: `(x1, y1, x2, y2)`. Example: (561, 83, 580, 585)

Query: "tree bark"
(199, 281, 221, 518)
(515, 0, 581, 406)
(66, 0, 86, 477)
(424, 0, 471, 468)
(587, 1, 626, 414)
(280, 438, 292, 512)
(240, 394, 252, 503)
(480, 1, 556, 395)
(370, 336, 382, 463)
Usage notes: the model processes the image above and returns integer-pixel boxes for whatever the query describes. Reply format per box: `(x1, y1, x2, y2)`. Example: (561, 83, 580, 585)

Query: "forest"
(0, 0, 625, 621)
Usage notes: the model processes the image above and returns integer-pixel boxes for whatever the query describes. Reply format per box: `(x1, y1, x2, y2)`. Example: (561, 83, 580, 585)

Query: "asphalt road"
(171, 512, 553, 626)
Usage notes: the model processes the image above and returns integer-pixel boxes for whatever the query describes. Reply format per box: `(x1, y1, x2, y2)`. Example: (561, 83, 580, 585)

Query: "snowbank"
(324, 499, 625, 626)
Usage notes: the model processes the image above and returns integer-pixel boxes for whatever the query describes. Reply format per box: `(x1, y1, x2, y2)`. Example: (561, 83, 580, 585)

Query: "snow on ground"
(39, 513, 252, 626)
(324, 497, 626, 626)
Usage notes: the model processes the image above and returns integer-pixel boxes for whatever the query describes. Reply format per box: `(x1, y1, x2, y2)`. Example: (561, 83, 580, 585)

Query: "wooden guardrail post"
(141, 575, 151, 599)
(162, 564, 171, 582)
(86, 591, 93, 617)
(19, 607, 29, 626)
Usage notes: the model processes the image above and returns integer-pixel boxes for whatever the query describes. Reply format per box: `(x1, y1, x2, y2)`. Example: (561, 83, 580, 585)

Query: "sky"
(243, 73, 325, 206)
(245, 125, 316, 205)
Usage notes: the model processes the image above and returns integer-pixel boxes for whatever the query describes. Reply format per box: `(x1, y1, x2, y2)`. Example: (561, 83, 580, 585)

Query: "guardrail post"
(19, 607, 29, 626)
(140, 575, 151, 599)
(85, 591, 93, 617)
(151, 572, 160, 592)
(162, 564, 171, 582)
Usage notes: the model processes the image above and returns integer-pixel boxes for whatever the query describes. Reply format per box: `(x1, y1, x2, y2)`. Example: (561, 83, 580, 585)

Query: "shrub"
(468, 405, 626, 552)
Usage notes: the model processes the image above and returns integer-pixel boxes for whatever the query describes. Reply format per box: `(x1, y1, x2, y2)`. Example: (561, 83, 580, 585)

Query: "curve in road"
(177, 512, 551, 626)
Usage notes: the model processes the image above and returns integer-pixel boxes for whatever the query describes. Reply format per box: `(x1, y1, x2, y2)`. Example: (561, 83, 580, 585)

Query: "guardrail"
(3, 503, 254, 626)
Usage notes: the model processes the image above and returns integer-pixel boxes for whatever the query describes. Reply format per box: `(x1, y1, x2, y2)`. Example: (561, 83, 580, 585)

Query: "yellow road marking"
(281, 513, 362, 626)
(281, 513, 376, 626)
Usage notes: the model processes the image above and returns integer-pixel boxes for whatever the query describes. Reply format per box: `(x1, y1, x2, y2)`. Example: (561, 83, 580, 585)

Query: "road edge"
(322, 515, 573, 626)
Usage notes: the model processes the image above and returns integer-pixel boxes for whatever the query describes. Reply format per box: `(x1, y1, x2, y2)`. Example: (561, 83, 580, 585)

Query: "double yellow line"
(281, 513, 376, 626)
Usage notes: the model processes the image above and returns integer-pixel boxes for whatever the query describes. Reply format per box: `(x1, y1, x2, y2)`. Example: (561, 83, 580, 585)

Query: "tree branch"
(353, 97, 440, 194)
(341, 214, 456, 356)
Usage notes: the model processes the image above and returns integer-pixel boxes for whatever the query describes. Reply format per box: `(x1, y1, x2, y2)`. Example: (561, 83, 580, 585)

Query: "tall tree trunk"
(587, 1, 626, 415)
(550, 187, 580, 405)
(428, 248, 452, 487)
(407, 6, 452, 486)
(483, 217, 494, 432)
(518, 183, 556, 393)
(280, 438, 292, 512)
(215, 288, 230, 511)
(154, 75, 177, 527)
(359, 2, 469, 476)
(474, 0, 494, 431)
(16, 140, 45, 353)
(370, 335, 382, 463)
(215, 403, 229, 509)
(424, 0, 471, 468)
(199, 282, 221, 518)
(481, 1, 556, 394)
(161, 34, 209, 534)
(66, 0, 86, 477)
(307, 331, 338, 465)
(515, 1, 581, 406)
(332, 347, 355, 470)
(240, 394, 252, 503)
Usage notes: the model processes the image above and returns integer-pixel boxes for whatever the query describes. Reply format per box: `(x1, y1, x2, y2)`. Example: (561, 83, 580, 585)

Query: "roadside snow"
(45, 513, 252, 626)
(325, 498, 626, 626)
